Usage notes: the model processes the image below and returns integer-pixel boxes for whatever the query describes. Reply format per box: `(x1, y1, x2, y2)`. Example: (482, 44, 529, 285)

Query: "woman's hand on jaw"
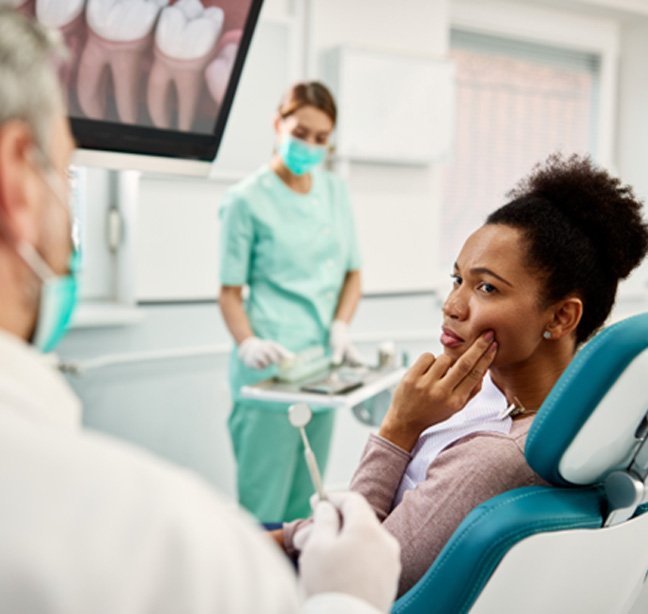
(378, 331, 497, 452)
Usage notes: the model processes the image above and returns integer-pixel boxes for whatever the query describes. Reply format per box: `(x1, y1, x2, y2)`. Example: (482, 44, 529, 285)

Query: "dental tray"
(276, 355, 332, 383)
(241, 363, 405, 408)
(275, 346, 368, 393)
(275, 346, 331, 383)
(299, 369, 366, 395)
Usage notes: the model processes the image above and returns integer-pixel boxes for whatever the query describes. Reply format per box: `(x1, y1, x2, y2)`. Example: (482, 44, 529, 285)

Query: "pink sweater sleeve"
(282, 434, 411, 556)
(350, 425, 544, 595)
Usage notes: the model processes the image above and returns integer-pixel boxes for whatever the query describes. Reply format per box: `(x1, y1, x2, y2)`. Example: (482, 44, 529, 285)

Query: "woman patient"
(276, 153, 648, 595)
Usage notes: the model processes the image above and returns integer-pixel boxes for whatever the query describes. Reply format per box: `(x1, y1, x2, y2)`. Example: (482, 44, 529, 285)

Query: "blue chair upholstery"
(392, 313, 648, 614)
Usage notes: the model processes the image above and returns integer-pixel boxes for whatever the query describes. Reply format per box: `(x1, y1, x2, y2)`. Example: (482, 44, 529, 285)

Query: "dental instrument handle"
(298, 426, 310, 449)
(299, 427, 327, 502)
(305, 446, 327, 502)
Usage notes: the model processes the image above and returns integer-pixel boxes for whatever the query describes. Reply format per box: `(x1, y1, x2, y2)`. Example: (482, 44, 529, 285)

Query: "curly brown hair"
(487, 153, 648, 344)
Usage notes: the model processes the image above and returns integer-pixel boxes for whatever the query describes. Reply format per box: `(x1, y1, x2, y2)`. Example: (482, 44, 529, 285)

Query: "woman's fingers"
(468, 377, 483, 401)
(448, 329, 492, 370)
(443, 331, 495, 386)
(424, 353, 454, 382)
(406, 333, 495, 394)
(451, 338, 497, 399)
(405, 352, 437, 378)
(379, 334, 498, 448)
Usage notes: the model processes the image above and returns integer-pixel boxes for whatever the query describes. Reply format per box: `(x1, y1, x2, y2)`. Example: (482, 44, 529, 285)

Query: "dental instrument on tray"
(276, 346, 331, 383)
(276, 346, 370, 395)
(288, 403, 327, 502)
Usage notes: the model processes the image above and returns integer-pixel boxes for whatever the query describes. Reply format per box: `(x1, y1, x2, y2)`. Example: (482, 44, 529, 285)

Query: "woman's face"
(274, 104, 334, 146)
(441, 224, 554, 368)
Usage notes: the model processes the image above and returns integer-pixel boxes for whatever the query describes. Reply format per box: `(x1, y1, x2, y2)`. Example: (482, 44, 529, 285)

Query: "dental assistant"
(0, 10, 401, 613)
(219, 81, 362, 522)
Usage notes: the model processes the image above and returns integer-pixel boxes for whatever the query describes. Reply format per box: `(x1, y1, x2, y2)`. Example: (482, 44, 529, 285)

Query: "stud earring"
(543, 330, 552, 340)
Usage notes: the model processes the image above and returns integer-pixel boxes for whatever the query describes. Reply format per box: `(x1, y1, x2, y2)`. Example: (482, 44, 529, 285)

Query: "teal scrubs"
(220, 165, 361, 522)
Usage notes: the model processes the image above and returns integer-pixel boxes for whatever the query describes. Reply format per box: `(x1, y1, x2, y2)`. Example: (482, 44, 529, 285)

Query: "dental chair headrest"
(526, 312, 648, 487)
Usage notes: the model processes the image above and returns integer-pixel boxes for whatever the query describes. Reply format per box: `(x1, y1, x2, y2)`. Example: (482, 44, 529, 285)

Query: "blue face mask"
(19, 244, 79, 353)
(17, 151, 79, 353)
(279, 135, 327, 176)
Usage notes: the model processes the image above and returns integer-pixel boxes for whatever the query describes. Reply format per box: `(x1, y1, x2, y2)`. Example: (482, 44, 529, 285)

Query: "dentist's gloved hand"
(238, 336, 294, 369)
(330, 320, 363, 366)
(298, 492, 401, 614)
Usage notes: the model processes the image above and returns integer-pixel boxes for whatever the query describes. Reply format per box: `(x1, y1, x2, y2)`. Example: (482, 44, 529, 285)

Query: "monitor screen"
(12, 0, 263, 163)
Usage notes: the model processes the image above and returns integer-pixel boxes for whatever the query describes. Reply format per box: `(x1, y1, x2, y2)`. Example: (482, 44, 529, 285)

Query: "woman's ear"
(546, 297, 583, 340)
(273, 113, 283, 136)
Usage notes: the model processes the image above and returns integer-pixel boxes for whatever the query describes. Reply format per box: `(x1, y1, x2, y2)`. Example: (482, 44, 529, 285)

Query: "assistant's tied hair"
(277, 81, 337, 125)
(487, 153, 648, 345)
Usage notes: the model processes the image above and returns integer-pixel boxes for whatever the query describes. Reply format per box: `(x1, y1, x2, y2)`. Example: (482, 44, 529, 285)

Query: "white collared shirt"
(394, 372, 512, 505)
(0, 330, 377, 614)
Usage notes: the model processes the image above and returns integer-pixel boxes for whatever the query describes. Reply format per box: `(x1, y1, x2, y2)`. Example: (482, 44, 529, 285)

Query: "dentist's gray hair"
(0, 8, 67, 151)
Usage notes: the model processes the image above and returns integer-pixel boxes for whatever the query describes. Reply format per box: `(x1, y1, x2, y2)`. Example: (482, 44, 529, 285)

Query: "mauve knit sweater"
(284, 414, 546, 596)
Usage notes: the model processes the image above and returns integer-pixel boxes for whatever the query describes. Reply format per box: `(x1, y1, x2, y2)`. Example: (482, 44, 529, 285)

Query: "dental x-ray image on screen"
(10, 0, 262, 162)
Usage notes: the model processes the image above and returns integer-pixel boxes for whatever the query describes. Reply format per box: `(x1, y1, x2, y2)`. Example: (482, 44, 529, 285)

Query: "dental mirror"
(288, 403, 312, 428)
(288, 403, 327, 502)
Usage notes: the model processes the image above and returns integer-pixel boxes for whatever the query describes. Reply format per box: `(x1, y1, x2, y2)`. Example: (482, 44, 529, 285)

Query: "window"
(441, 31, 600, 268)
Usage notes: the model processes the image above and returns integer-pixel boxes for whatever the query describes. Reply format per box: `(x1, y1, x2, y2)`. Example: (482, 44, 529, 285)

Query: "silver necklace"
(500, 396, 534, 419)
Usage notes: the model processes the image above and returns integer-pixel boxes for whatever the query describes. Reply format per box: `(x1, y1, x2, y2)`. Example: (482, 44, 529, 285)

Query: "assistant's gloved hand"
(298, 492, 401, 614)
(237, 336, 294, 369)
(330, 320, 363, 366)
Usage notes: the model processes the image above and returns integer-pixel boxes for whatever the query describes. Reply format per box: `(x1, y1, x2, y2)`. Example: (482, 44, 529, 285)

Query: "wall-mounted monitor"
(12, 0, 263, 173)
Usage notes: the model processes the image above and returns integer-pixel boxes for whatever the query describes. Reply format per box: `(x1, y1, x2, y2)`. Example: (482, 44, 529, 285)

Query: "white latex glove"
(237, 336, 294, 369)
(298, 492, 401, 614)
(329, 319, 363, 366)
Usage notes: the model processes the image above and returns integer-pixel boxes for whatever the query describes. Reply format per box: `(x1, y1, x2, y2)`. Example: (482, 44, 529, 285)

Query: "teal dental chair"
(392, 312, 648, 614)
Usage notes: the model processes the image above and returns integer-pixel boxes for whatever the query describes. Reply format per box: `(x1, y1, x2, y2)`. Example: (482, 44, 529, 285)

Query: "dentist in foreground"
(0, 9, 400, 614)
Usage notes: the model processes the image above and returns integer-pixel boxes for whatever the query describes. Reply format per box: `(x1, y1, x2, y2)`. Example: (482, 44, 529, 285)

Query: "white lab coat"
(0, 330, 378, 614)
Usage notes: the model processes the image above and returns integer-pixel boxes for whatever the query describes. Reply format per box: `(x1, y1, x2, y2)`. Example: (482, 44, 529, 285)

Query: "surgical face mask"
(278, 135, 327, 176)
(19, 243, 79, 353)
(17, 151, 79, 353)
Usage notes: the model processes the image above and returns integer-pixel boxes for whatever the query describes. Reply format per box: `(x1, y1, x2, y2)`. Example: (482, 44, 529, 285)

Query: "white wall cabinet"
(323, 47, 455, 165)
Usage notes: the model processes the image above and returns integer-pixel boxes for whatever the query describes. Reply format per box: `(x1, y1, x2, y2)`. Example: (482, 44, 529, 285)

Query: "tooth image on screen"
(77, 0, 169, 124)
(9, 0, 35, 16)
(147, 0, 224, 131)
(36, 0, 86, 28)
(36, 0, 87, 89)
(35, 0, 258, 161)
(194, 1, 246, 129)
(205, 40, 237, 106)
